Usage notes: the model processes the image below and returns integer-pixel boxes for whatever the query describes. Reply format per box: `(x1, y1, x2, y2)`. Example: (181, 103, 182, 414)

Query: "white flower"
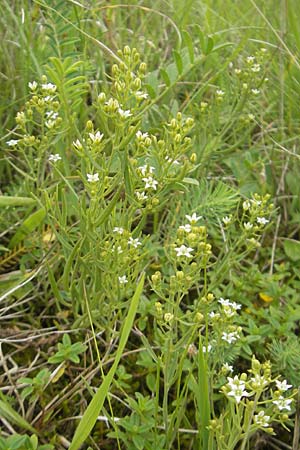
(222, 216, 231, 225)
(230, 301, 242, 310)
(118, 108, 132, 118)
(43, 95, 54, 102)
(142, 176, 158, 190)
(112, 245, 123, 254)
(227, 387, 250, 403)
(139, 165, 155, 176)
(165, 156, 180, 165)
(46, 111, 59, 119)
(175, 245, 194, 258)
(222, 331, 239, 344)
(209, 311, 220, 319)
(179, 224, 192, 232)
(48, 153, 62, 162)
(250, 374, 269, 388)
(136, 130, 149, 140)
(254, 411, 270, 427)
(218, 297, 231, 307)
(246, 56, 255, 63)
(128, 237, 142, 248)
(275, 380, 292, 392)
(185, 213, 202, 224)
(243, 200, 251, 211)
(135, 91, 148, 100)
(113, 227, 124, 235)
(257, 217, 269, 225)
(251, 88, 260, 95)
(87, 173, 99, 183)
(244, 222, 253, 230)
(73, 139, 83, 150)
(118, 275, 128, 285)
(28, 81, 38, 90)
(216, 89, 225, 96)
(89, 131, 104, 144)
(251, 64, 261, 73)
(226, 377, 251, 403)
(135, 191, 148, 201)
(227, 375, 245, 391)
(41, 82, 56, 93)
(222, 306, 236, 318)
(272, 396, 293, 411)
(105, 98, 120, 109)
(203, 344, 212, 353)
(6, 139, 20, 146)
(222, 363, 233, 373)
(45, 119, 56, 129)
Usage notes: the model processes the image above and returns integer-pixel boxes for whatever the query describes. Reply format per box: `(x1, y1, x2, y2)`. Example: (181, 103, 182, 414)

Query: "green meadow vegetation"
(1, 0, 300, 448)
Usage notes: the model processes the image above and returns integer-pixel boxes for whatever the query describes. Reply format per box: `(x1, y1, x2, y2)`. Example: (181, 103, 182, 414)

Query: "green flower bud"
(174, 133, 182, 143)
(139, 62, 147, 73)
(124, 45, 131, 55)
(195, 312, 204, 322)
(170, 118, 177, 129)
(176, 271, 184, 280)
(190, 153, 197, 163)
(132, 77, 141, 90)
(112, 64, 119, 76)
(185, 117, 194, 128)
(86, 120, 93, 132)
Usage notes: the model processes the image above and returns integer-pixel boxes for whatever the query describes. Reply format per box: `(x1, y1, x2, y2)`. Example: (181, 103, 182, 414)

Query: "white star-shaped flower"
(222, 332, 239, 344)
(222, 363, 233, 373)
(275, 380, 292, 392)
(6, 139, 20, 146)
(218, 297, 231, 307)
(135, 191, 148, 201)
(41, 82, 56, 93)
(118, 108, 132, 118)
(48, 154, 62, 162)
(185, 213, 202, 224)
(87, 173, 99, 183)
(139, 165, 155, 176)
(128, 237, 142, 248)
(89, 131, 104, 144)
(272, 396, 293, 411)
(118, 275, 128, 285)
(179, 224, 192, 232)
(142, 176, 158, 190)
(28, 81, 38, 90)
(175, 245, 193, 258)
(254, 411, 270, 428)
(257, 217, 269, 225)
(136, 131, 149, 140)
(135, 91, 148, 100)
(113, 227, 124, 235)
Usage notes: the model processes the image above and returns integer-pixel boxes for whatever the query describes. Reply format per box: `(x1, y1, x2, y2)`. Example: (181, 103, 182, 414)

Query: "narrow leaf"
(9, 208, 46, 248)
(0, 196, 36, 207)
(69, 273, 145, 450)
(0, 398, 36, 433)
(173, 50, 183, 75)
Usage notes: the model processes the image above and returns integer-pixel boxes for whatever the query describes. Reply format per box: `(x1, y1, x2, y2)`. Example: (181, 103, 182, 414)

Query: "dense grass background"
(1, 1, 300, 449)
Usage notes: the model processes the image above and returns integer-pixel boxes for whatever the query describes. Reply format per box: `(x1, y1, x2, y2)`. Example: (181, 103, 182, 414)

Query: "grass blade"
(69, 272, 145, 450)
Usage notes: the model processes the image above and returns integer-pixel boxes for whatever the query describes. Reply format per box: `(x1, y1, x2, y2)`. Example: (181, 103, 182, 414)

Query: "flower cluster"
(221, 356, 294, 434)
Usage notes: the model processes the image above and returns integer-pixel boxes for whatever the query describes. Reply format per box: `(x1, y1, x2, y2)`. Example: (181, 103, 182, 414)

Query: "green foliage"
(0, 434, 53, 450)
(1, 1, 300, 449)
(48, 334, 87, 364)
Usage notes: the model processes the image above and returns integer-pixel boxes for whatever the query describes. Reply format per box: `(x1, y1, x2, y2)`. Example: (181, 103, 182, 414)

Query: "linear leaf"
(0, 196, 36, 207)
(69, 273, 145, 450)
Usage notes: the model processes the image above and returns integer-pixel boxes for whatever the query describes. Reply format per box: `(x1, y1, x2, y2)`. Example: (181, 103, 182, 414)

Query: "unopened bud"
(190, 153, 197, 163)
(124, 45, 131, 55)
